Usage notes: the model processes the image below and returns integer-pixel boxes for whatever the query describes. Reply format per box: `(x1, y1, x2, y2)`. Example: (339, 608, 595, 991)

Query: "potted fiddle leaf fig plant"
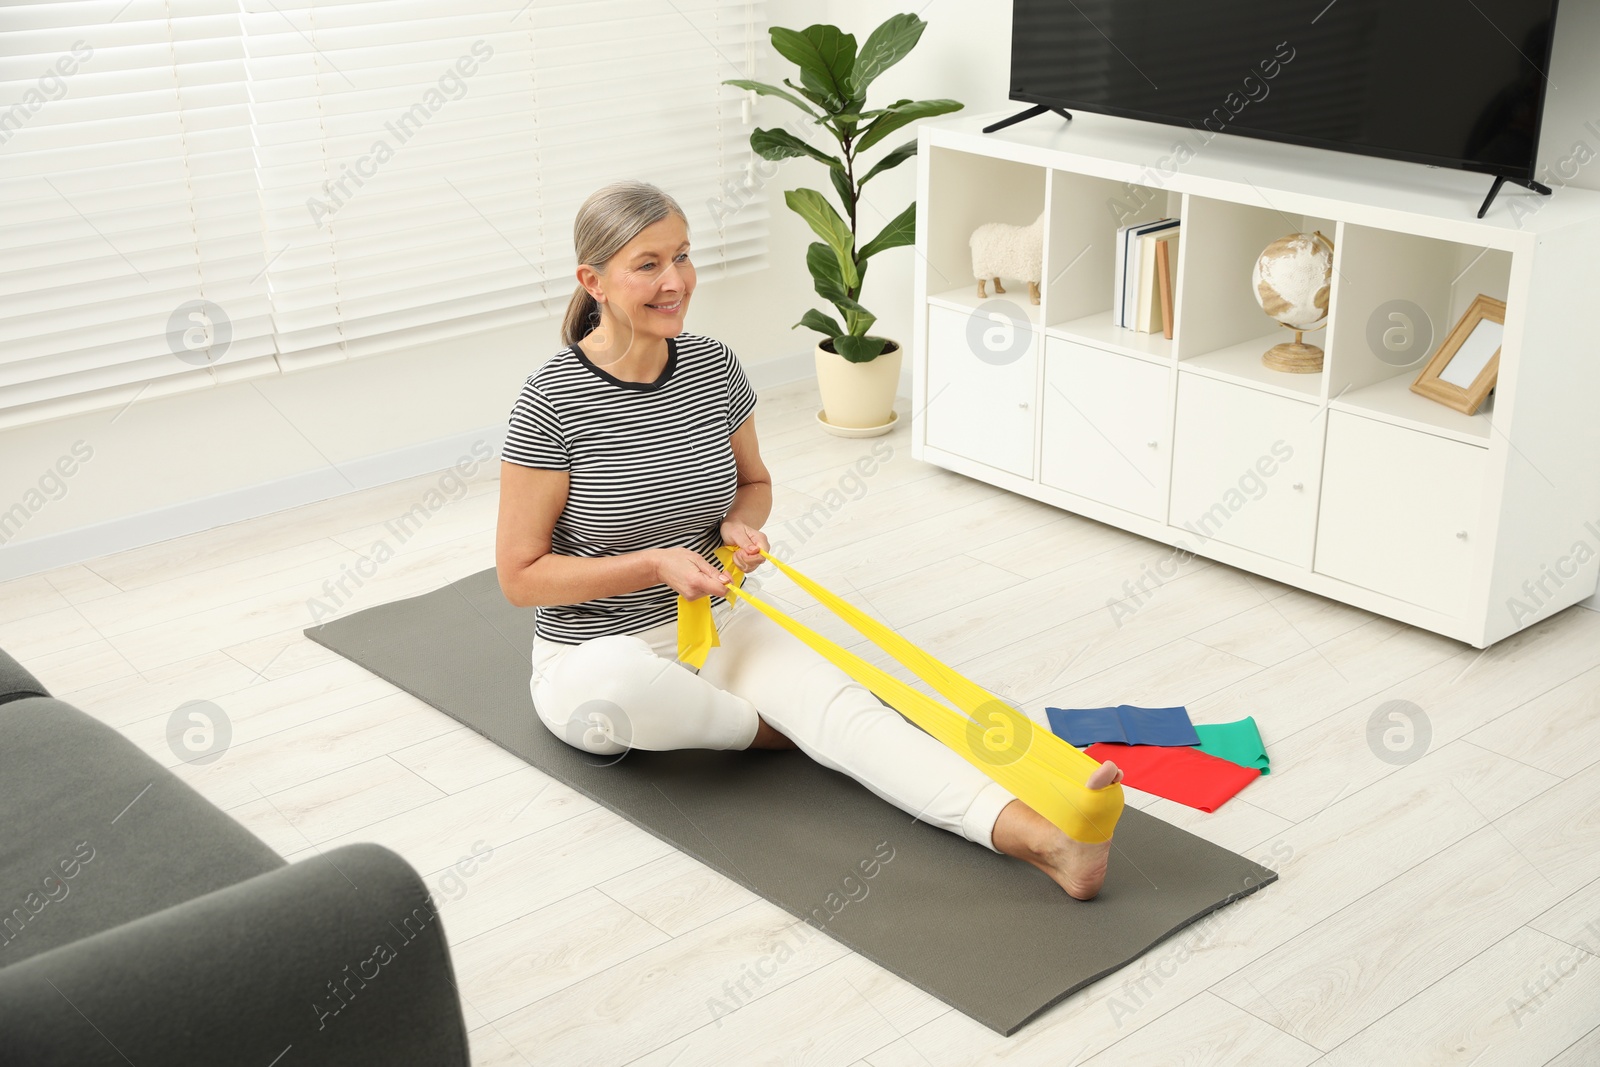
(724, 13, 961, 436)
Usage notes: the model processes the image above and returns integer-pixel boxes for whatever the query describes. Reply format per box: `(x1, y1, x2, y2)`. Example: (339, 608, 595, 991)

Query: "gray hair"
(561, 179, 688, 346)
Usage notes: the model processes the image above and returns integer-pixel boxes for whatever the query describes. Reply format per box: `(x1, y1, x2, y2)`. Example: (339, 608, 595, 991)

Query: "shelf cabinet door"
(1040, 337, 1171, 519)
(1168, 373, 1325, 566)
(925, 302, 1037, 479)
(1314, 411, 1485, 617)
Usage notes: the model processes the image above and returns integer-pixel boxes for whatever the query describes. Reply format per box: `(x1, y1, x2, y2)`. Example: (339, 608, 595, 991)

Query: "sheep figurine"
(970, 208, 1044, 304)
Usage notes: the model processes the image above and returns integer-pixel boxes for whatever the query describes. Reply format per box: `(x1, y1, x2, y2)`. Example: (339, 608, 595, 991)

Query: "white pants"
(528, 575, 1019, 852)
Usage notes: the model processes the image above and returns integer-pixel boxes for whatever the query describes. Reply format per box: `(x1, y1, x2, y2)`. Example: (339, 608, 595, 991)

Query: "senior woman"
(495, 179, 1121, 900)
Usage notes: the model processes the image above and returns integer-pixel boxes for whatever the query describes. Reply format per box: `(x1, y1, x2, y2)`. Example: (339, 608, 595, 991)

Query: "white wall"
(0, 0, 1014, 578)
(1534, 0, 1600, 196)
(818, 0, 1017, 361)
(4, 0, 1596, 595)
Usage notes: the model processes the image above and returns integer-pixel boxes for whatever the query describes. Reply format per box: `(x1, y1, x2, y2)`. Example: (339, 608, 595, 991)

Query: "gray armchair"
(0, 646, 471, 1065)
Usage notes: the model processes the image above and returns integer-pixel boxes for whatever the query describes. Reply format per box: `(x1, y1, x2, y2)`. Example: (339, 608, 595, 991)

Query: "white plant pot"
(814, 338, 901, 438)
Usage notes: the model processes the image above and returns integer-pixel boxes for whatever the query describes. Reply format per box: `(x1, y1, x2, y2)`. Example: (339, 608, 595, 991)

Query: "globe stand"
(1254, 230, 1332, 375)
(1261, 326, 1324, 374)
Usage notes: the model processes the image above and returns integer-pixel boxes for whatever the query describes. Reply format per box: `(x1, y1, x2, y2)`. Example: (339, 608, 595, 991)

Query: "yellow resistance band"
(677, 546, 1123, 844)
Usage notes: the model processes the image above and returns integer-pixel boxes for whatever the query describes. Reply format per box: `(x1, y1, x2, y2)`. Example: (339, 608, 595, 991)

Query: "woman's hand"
(653, 547, 736, 601)
(719, 519, 770, 575)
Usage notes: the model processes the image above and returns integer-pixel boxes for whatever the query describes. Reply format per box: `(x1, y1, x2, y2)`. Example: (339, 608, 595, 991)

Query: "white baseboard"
(25, 355, 1580, 620)
(1, 353, 848, 584)
(0, 424, 511, 583)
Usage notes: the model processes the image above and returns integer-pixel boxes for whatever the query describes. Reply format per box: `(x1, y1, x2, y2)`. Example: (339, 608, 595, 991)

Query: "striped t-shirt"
(502, 331, 758, 644)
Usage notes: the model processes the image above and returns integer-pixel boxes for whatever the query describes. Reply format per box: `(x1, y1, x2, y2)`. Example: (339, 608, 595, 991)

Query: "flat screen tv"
(1004, 0, 1560, 209)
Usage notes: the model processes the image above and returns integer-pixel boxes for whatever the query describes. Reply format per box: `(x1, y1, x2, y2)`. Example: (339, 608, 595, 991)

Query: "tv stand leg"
(1477, 174, 1554, 219)
(983, 104, 1074, 134)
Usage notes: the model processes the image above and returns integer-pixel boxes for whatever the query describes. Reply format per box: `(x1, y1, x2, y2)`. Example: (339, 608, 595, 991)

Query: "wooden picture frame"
(1410, 293, 1506, 415)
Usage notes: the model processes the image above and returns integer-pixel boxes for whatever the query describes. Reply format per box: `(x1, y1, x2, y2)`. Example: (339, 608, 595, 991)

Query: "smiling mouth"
(646, 300, 682, 312)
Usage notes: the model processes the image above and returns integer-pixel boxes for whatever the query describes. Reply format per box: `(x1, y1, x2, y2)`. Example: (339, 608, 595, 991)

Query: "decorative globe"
(1251, 230, 1333, 373)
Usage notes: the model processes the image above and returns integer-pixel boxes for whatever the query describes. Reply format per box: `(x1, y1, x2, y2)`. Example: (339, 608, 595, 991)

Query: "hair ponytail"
(560, 179, 688, 348)
(561, 287, 601, 347)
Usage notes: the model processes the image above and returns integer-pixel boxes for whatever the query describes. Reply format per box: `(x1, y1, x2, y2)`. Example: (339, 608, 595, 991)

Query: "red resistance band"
(1084, 742, 1262, 813)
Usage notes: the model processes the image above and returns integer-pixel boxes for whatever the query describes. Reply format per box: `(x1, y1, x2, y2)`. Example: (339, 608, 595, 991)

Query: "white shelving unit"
(912, 110, 1600, 648)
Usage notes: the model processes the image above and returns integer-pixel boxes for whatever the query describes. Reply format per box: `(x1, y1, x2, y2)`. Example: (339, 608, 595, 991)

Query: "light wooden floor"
(6, 376, 1600, 1066)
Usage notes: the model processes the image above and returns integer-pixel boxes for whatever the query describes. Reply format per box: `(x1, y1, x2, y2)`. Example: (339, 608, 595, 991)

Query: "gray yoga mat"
(304, 568, 1276, 1036)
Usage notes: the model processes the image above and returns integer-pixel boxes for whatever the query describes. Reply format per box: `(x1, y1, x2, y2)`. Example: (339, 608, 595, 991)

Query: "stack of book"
(1113, 217, 1181, 338)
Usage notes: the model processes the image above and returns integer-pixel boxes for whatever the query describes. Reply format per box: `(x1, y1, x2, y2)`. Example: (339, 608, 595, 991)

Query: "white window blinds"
(1, 0, 278, 428)
(0, 0, 769, 429)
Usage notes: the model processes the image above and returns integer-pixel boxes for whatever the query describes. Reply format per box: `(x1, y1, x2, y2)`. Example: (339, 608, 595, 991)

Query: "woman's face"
(587, 213, 694, 342)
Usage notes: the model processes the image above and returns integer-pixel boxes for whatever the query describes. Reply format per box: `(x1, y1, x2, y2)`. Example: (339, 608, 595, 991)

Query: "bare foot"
(991, 761, 1124, 901)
